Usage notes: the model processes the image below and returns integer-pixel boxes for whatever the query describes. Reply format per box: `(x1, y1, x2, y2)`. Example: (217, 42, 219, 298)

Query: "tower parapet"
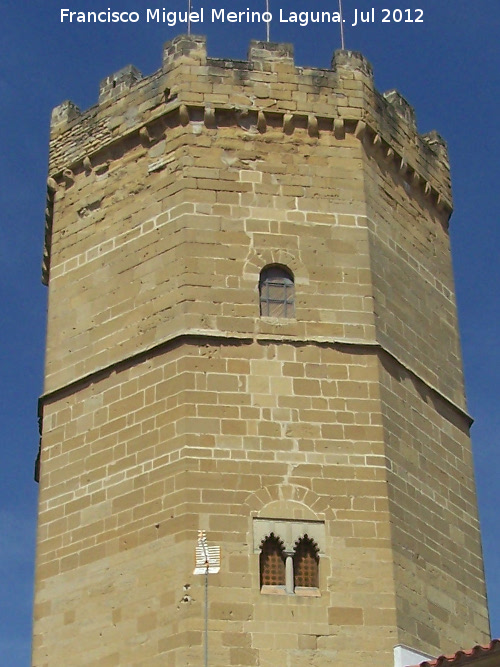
(47, 35, 451, 206)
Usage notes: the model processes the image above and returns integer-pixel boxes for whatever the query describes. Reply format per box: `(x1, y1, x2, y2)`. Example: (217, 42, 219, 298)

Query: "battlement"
(48, 34, 451, 208)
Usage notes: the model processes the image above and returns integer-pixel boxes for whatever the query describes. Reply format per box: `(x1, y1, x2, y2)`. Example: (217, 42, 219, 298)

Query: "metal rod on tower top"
(266, 0, 270, 42)
(338, 0, 346, 49)
(188, 0, 192, 35)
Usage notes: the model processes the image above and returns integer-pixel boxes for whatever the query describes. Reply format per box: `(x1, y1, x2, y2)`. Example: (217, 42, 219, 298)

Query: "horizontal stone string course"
(38, 333, 473, 432)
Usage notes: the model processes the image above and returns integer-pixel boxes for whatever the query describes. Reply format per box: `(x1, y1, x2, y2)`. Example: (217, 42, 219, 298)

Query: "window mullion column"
(285, 554, 294, 594)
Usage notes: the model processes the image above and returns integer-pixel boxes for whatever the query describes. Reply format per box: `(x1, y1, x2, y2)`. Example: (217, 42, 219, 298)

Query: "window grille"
(259, 266, 295, 318)
(259, 534, 286, 587)
(293, 536, 319, 588)
(259, 533, 320, 592)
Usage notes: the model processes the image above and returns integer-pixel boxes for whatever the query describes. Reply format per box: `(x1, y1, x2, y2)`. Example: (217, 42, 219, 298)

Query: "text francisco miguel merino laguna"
(60, 7, 424, 26)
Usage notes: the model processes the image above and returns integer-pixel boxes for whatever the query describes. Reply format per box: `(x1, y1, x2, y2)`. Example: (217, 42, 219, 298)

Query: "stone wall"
(35, 341, 399, 666)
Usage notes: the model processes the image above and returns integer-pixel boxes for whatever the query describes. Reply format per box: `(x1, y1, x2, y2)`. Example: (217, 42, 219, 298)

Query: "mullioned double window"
(259, 532, 320, 596)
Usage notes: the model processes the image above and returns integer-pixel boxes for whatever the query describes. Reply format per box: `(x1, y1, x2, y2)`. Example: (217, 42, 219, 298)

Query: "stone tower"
(33, 35, 490, 666)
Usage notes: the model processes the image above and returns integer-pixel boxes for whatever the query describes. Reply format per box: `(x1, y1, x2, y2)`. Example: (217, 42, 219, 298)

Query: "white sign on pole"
(194, 530, 221, 575)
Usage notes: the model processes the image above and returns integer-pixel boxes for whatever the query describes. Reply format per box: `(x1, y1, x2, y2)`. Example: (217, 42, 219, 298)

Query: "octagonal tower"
(33, 35, 490, 666)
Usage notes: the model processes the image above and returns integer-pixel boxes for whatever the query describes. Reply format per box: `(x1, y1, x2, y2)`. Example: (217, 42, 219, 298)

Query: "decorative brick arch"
(245, 485, 330, 555)
(243, 248, 309, 286)
(243, 483, 331, 519)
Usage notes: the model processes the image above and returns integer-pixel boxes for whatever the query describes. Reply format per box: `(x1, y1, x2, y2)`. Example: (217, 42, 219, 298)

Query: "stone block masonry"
(33, 34, 490, 666)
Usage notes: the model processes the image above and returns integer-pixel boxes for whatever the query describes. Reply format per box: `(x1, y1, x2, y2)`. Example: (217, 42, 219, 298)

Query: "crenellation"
(98, 64, 143, 104)
(50, 99, 81, 132)
(162, 33, 207, 71)
(45, 37, 452, 212)
(383, 89, 416, 129)
(248, 39, 295, 69)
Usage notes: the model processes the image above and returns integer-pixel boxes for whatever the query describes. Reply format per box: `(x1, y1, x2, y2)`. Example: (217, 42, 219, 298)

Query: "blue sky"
(1, 0, 499, 663)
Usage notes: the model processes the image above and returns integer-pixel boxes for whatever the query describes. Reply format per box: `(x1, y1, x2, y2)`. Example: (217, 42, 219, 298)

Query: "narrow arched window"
(259, 266, 295, 318)
(293, 535, 319, 588)
(259, 533, 286, 587)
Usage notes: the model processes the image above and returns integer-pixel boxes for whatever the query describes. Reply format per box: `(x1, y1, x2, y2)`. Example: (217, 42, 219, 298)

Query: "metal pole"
(204, 567, 208, 667)
(266, 0, 270, 42)
(188, 0, 192, 35)
(338, 0, 345, 49)
(194, 532, 219, 667)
